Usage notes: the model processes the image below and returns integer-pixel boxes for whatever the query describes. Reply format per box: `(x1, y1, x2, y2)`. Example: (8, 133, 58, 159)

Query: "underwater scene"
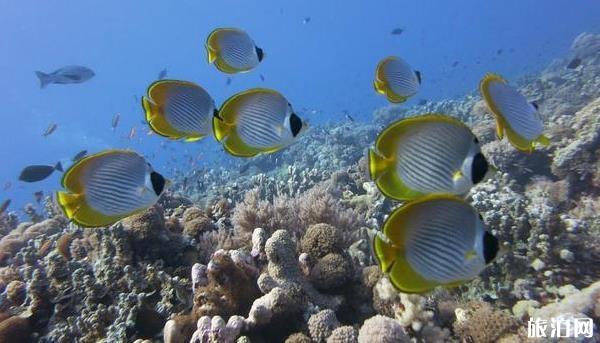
(1, 1, 600, 342)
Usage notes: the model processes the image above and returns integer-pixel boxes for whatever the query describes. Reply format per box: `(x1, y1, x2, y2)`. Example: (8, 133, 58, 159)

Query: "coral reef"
(0, 32, 598, 343)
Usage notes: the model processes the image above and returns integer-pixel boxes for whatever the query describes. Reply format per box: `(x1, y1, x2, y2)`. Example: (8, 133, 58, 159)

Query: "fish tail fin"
(372, 233, 397, 273)
(35, 71, 51, 88)
(206, 45, 218, 64)
(56, 191, 81, 220)
(212, 115, 233, 143)
(54, 162, 63, 172)
(368, 148, 391, 180)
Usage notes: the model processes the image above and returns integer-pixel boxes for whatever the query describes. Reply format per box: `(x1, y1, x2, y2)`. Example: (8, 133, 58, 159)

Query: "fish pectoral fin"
(452, 170, 464, 182)
(464, 249, 477, 261)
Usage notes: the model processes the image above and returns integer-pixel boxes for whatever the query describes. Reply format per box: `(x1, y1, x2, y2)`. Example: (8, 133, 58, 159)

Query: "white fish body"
(206, 28, 263, 74)
(374, 56, 420, 103)
(213, 89, 307, 157)
(57, 150, 167, 227)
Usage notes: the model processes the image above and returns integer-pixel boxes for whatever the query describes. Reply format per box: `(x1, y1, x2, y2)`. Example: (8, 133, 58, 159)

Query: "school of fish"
(9, 26, 549, 295)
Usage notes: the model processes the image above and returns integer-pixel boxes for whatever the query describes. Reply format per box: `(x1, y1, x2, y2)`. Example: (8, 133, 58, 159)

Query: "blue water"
(1, 0, 599, 214)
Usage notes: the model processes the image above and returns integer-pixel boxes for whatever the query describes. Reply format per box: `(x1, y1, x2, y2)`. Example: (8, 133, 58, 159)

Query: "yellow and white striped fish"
(480, 73, 549, 152)
(213, 88, 308, 157)
(369, 114, 494, 200)
(373, 194, 500, 294)
(142, 80, 216, 142)
(374, 56, 421, 103)
(57, 150, 169, 227)
(206, 28, 264, 74)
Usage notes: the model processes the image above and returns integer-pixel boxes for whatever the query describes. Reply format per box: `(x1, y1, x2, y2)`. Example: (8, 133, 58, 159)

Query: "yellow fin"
(56, 191, 82, 220)
(220, 129, 266, 157)
(184, 136, 205, 143)
(206, 45, 218, 64)
(373, 233, 398, 273)
(387, 248, 441, 294)
(212, 115, 233, 143)
(464, 249, 477, 261)
(214, 58, 246, 74)
(385, 90, 409, 104)
(537, 134, 550, 146)
(368, 149, 390, 180)
(503, 126, 538, 153)
(57, 191, 129, 228)
(453, 170, 464, 182)
(495, 117, 505, 139)
(205, 29, 225, 64)
(143, 96, 187, 140)
(480, 73, 508, 140)
(378, 209, 440, 293)
(373, 79, 386, 95)
(369, 149, 421, 200)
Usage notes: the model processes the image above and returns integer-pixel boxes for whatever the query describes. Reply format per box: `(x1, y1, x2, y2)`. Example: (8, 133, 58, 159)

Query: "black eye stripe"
(471, 153, 488, 184)
(150, 172, 165, 196)
(289, 113, 302, 137)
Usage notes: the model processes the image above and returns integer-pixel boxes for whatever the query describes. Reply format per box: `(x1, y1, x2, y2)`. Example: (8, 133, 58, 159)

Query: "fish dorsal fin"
(60, 149, 135, 192)
(480, 73, 509, 140)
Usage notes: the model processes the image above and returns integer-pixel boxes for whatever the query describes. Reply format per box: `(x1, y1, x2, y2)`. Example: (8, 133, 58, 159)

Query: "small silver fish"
(3, 182, 11, 191)
(128, 127, 136, 140)
(0, 199, 10, 216)
(43, 123, 57, 137)
(35, 65, 95, 88)
(158, 68, 168, 80)
(303, 17, 311, 24)
(72, 150, 88, 162)
(260, 74, 265, 82)
(112, 113, 120, 130)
